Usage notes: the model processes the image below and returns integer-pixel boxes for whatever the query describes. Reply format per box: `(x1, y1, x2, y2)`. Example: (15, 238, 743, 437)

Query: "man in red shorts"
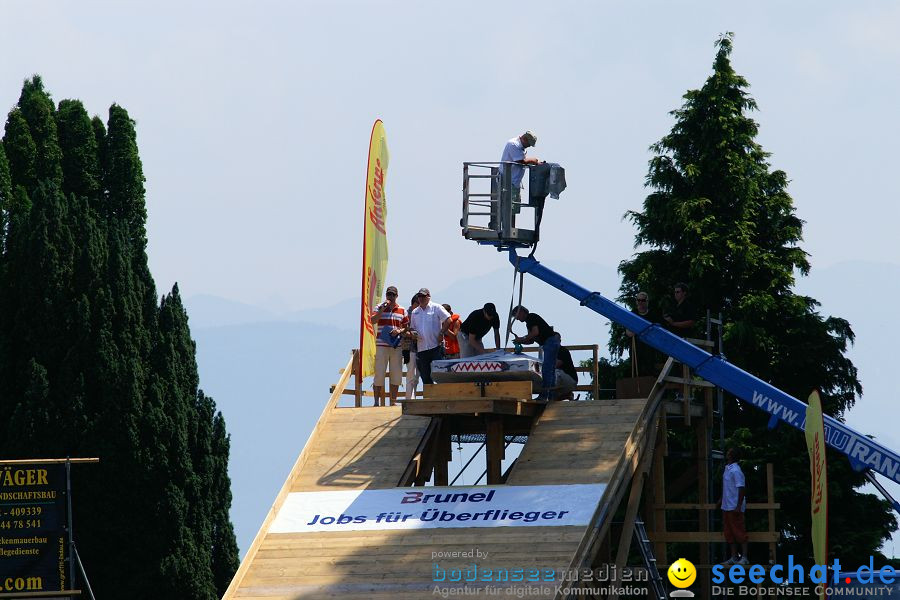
(720, 447, 749, 565)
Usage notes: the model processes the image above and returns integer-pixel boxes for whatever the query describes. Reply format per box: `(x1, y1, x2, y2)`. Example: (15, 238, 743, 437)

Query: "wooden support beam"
(647, 531, 780, 543)
(653, 502, 781, 510)
(423, 380, 532, 400)
(434, 420, 450, 486)
(664, 400, 706, 418)
(767, 462, 776, 564)
(609, 416, 659, 600)
(397, 418, 441, 486)
(651, 411, 668, 563)
(0, 593, 81, 599)
(484, 415, 505, 484)
(662, 376, 716, 388)
(352, 349, 362, 407)
(697, 417, 710, 599)
(564, 357, 674, 576)
(403, 397, 543, 417)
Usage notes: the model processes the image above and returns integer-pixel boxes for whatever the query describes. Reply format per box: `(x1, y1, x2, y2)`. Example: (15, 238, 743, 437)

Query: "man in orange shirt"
(442, 304, 462, 359)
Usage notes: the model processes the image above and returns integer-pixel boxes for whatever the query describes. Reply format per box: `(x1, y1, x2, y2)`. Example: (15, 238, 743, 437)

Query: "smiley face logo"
(667, 557, 696, 588)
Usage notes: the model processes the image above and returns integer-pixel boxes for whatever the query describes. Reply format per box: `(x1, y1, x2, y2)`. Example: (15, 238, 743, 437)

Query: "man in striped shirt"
(370, 285, 408, 406)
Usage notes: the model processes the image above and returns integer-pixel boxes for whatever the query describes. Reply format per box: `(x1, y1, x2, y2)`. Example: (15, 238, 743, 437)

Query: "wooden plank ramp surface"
(225, 383, 654, 599)
(507, 398, 649, 485)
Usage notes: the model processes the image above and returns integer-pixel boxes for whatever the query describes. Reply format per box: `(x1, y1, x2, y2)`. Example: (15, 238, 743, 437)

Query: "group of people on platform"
(625, 282, 698, 377)
(369, 287, 578, 407)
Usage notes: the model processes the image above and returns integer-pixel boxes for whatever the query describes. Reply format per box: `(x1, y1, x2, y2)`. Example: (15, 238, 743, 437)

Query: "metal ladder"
(634, 517, 668, 600)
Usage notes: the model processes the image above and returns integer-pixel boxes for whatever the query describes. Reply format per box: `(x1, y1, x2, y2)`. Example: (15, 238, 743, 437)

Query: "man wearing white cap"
(500, 130, 541, 205)
(409, 288, 450, 387)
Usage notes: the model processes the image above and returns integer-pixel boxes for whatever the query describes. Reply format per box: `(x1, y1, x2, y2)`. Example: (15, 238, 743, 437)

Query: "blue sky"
(4, 0, 900, 557)
(4, 2, 899, 311)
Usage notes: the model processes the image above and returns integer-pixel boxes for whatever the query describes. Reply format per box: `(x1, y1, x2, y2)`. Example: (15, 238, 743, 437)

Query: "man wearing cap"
(500, 131, 541, 206)
(512, 305, 560, 400)
(370, 285, 408, 406)
(409, 288, 451, 387)
(458, 303, 502, 358)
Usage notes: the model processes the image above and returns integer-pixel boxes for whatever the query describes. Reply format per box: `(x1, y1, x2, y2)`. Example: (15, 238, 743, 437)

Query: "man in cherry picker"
(500, 131, 541, 207)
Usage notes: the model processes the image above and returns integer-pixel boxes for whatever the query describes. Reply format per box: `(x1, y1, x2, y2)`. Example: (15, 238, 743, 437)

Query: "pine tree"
(615, 34, 896, 562)
(0, 76, 238, 597)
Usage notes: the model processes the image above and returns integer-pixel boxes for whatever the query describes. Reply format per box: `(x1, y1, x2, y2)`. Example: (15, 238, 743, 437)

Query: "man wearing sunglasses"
(664, 282, 696, 338)
(410, 288, 451, 387)
(626, 292, 661, 376)
(370, 285, 408, 406)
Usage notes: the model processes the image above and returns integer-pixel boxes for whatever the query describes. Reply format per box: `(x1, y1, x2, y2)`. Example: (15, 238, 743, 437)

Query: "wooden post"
(485, 415, 505, 484)
(353, 349, 362, 407)
(592, 344, 600, 400)
(767, 463, 776, 564)
(697, 418, 710, 599)
(434, 421, 450, 486)
(651, 411, 668, 562)
(682, 362, 691, 426)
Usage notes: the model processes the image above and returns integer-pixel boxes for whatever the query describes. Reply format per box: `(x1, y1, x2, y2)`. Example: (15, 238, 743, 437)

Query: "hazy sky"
(3, 2, 899, 313)
(5, 0, 900, 557)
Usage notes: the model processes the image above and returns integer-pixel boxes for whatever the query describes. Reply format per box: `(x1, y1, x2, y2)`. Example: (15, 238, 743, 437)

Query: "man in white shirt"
(720, 447, 749, 565)
(409, 288, 450, 387)
(499, 131, 541, 203)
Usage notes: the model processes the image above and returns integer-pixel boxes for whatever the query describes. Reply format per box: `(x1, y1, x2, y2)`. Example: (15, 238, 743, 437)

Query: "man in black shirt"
(664, 282, 696, 338)
(555, 337, 579, 400)
(512, 305, 560, 400)
(458, 303, 502, 358)
(627, 291, 662, 376)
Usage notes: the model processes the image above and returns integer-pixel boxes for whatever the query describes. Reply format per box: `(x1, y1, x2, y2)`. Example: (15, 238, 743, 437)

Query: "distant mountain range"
(185, 259, 900, 558)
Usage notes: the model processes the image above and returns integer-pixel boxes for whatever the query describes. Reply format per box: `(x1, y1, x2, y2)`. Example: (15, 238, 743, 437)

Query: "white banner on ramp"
(270, 483, 606, 533)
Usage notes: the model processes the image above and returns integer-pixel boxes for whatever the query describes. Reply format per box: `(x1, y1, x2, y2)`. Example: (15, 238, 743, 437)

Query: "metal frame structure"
(461, 161, 539, 247)
(503, 249, 900, 512)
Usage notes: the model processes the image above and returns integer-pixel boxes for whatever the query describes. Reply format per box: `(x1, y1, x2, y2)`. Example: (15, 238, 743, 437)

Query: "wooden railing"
(333, 344, 601, 406)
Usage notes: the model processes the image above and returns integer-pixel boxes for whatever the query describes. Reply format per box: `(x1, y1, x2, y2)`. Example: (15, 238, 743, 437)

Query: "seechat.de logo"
(667, 558, 696, 597)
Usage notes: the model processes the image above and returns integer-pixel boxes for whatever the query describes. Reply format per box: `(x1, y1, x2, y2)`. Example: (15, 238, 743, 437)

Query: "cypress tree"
(0, 77, 238, 598)
(0, 144, 10, 252)
(208, 399, 240, 594)
(17, 76, 62, 188)
(3, 109, 37, 198)
(614, 34, 895, 562)
(57, 99, 101, 202)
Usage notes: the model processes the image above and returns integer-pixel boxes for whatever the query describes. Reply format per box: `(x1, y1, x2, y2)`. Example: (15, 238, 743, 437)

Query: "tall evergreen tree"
(614, 34, 895, 562)
(0, 76, 238, 598)
(0, 144, 11, 252)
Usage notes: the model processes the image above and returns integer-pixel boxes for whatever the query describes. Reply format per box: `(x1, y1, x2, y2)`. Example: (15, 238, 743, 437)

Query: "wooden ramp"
(506, 398, 649, 486)
(223, 356, 662, 600)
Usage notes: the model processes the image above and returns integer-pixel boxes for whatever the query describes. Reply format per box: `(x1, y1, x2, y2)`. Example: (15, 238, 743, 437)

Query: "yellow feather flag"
(358, 120, 390, 379)
(805, 389, 828, 597)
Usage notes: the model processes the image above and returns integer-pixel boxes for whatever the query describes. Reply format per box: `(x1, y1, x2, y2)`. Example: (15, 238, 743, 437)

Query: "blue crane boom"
(508, 250, 900, 508)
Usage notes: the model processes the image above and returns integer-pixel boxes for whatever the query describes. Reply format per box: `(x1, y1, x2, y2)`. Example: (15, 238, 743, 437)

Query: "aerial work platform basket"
(461, 161, 562, 249)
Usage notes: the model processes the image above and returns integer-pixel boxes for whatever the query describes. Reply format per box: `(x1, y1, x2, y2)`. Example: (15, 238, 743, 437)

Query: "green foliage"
(0, 77, 238, 598)
(615, 34, 895, 562)
(3, 108, 38, 193)
(56, 99, 101, 202)
(0, 144, 10, 252)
